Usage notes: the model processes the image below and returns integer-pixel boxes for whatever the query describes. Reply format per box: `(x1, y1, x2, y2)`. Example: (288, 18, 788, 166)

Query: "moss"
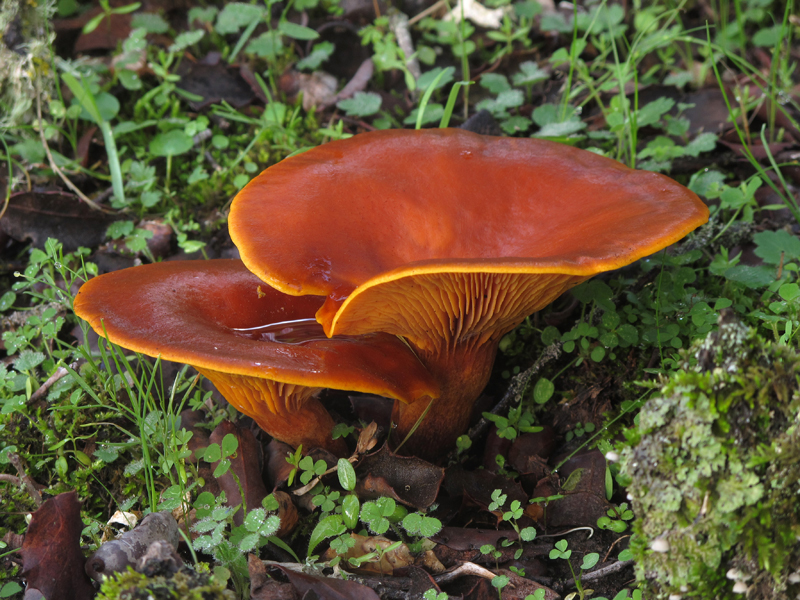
(620, 316, 800, 599)
(97, 564, 235, 600)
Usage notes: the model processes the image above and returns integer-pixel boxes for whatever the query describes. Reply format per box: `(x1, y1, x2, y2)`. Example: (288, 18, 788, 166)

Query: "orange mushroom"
(229, 129, 709, 459)
(73, 259, 439, 456)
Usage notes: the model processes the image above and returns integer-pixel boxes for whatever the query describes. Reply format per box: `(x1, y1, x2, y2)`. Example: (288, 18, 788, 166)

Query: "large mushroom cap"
(230, 128, 709, 330)
(73, 260, 439, 454)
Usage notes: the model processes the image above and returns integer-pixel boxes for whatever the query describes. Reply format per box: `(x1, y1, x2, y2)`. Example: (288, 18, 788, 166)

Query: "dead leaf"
(273, 491, 299, 537)
(416, 550, 446, 573)
(266, 439, 295, 489)
(328, 59, 374, 107)
(432, 527, 519, 552)
(497, 569, 558, 600)
(275, 564, 382, 599)
(86, 511, 180, 582)
(20, 491, 95, 600)
(1, 191, 118, 251)
(509, 426, 557, 486)
(444, 466, 531, 524)
(350, 396, 392, 436)
(544, 450, 612, 529)
(404, 565, 445, 595)
(355, 421, 379, 455)
(249, 555, 297, 600)
(176, 53, 256, 110)
(209, 420, 268, 525)
(293, 71, 339, 111)
(323, 534, 414, 575)
(356, 444, 444, 510)
(180, 409, 211, 464)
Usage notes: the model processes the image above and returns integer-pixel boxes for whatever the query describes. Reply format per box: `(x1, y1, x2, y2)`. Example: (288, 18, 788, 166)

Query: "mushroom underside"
(324, 270, 590, 458)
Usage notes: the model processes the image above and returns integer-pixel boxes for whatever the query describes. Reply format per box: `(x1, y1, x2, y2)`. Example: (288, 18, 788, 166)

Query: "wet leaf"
(20, 492, 95, 600)
(0, 191, 118, 251)
(276, 563, 381, 599)
(356, 444, 444, 510)
(323, 534, 414, 575)
(208, 420, 268, 525)
(338, 458, 356, 491)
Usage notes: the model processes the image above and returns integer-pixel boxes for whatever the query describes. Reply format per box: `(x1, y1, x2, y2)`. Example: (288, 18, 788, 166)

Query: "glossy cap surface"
(229, 129, 708, 340)
(73, 259, 438, 403)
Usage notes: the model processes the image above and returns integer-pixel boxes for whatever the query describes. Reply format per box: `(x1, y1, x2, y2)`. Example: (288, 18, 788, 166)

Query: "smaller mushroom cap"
(73, 260, 439, 452)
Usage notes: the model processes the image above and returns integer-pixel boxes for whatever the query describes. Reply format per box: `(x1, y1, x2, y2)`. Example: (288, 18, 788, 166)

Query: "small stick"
(434, 561, 499, 585)
(579, 559, 634, 583)
(409, 0, 448, 25)
(601, 534, 630, 563)
(7, 453, 42, 507)
(35, 75, 107, 212)
(28, 363, 75, 404)
(0, 474, 22, 485)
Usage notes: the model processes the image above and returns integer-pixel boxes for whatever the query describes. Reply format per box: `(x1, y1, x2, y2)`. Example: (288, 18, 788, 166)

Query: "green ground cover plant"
(1, 0, 799, 597)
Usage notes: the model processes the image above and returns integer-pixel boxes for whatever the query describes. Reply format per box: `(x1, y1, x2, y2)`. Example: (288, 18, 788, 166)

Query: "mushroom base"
(391, 338, 499, 461)
(197, 368, 349, 456)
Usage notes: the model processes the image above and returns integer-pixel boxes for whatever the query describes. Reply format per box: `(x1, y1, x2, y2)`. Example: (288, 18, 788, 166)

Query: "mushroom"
(73, 259, 439, 456)
(229, 129, 709, 459)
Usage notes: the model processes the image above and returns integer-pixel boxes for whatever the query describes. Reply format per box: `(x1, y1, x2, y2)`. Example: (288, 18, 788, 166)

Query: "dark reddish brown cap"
(229, 129, 708, 342)
(73, 259, 439, 402)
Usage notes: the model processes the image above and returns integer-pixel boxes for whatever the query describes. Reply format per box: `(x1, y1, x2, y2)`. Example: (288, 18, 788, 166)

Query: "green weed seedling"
(550, 539, 599, 600)
(565, 422, 596, 443)
(479, 489, 537, 570)
(483, 404, 541, 441)
(597, 502, 634, 533)
(191, 490, 294, 594)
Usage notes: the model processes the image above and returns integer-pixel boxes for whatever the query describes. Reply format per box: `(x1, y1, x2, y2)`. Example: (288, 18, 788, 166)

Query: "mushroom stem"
(197, 368, 348, 457)
(392, 337, 499, 460)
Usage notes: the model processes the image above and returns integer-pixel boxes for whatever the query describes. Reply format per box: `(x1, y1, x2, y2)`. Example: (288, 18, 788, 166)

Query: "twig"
(0, 474, 22, 485)
(601, 534, 630, 563)
(539, 526, 594, 540)
(579, 559, 634, 583)
(389, 11, 420, 82)
(28, 362, 76, 404)
(7, 453, 42, 507)
(446, 342, 561, 463)
(35, 73, 107, 212)
(434, 561, 498, 585)
(409, 0, 448, 25)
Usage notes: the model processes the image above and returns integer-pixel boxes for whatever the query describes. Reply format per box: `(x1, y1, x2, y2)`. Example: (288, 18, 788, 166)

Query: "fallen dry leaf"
(265, 439, 295, 489)
(543, 450, 612, 529)
(356, 444, 444, 510)
(248, 554, 296, 600)
(432, 527, 519, 552)
(275, 564, 381, 600)
(20, 491, 95, 600)
(209, 420, 268, 525)
(322, 534, 414, 575)
(498, 569, 559, 600)
(1, 191, 118, 251)
(176, 53, 257, 110)
(272, 491, 299, 537)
